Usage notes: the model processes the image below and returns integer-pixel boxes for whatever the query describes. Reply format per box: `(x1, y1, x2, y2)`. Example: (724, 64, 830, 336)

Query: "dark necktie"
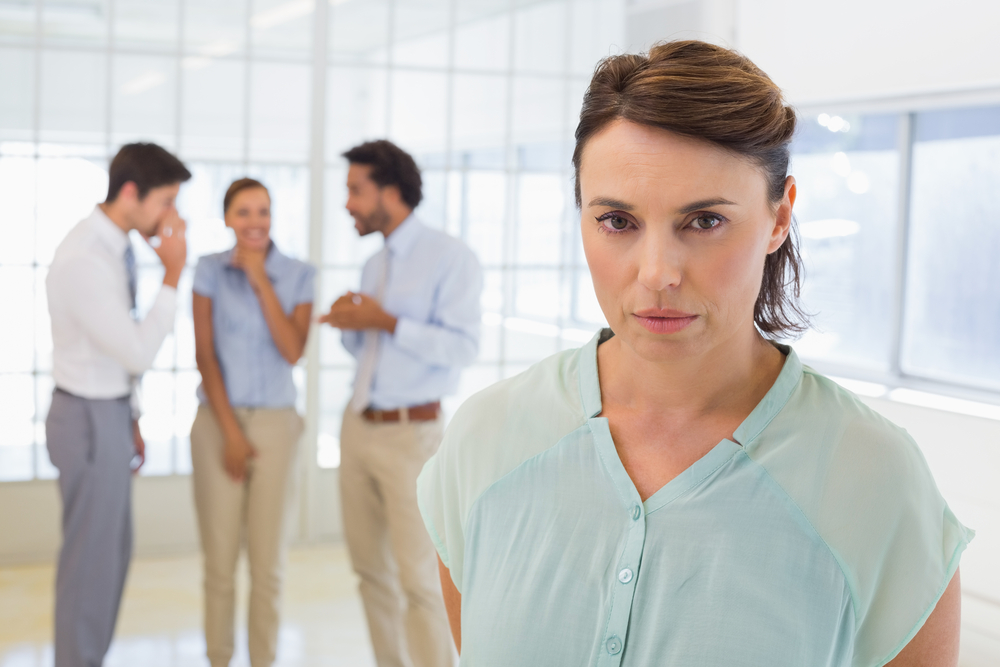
(124, 244, 137, 317)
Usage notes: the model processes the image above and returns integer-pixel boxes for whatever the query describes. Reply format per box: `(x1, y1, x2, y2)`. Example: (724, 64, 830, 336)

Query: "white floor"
(2, 543, 999, 666)
(0, 544, 376, 667)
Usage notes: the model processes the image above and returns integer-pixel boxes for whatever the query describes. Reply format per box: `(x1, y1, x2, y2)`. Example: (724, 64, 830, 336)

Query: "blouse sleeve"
(417, 417, 466, 589)
(749, 372, 974, 667)
(192, 255, 218, 298)
(844, 426, 973, 666)
(416, 371, 536, 593)
(293, 262, 316, 306)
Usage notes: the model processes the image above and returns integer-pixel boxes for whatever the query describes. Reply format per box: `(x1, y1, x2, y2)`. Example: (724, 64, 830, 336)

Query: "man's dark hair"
(105, 143, 192, 203)
(342, 140, 423, 209)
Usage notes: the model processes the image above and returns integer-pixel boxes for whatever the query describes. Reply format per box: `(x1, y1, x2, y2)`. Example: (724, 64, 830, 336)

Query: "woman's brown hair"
(224, 177, 269, 214)
(573, 40, 808, 338)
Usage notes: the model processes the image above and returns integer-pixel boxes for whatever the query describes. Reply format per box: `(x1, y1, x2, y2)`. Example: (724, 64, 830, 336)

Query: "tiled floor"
(2, 543, 999, 666)
(0, 544, 376, 667)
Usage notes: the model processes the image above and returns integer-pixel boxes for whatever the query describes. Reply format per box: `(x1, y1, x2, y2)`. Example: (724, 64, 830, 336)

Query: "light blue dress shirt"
(193, 244, 315, 408)
(418, 329, 973, 667)
(343, 215, 482, 410)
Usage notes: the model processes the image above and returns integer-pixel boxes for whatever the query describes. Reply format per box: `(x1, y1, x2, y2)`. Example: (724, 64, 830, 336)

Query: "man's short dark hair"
(343, 140, 423, 209)
(106, 143, 192, 203)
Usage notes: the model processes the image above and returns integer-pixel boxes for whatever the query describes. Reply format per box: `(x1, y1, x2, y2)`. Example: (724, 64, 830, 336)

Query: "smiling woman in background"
(190, 178, 315, 667)
(417, 41, 972, 666)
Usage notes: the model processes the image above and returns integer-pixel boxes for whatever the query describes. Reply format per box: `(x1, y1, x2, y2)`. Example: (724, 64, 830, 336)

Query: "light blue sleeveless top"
(417, 329, 972, 667)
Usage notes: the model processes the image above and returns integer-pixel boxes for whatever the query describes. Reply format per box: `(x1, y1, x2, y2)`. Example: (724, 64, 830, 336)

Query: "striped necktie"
(349, 247, 390, 413)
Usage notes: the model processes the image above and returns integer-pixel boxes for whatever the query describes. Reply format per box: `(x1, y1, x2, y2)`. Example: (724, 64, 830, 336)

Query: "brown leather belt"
(362, 401, 441, 423)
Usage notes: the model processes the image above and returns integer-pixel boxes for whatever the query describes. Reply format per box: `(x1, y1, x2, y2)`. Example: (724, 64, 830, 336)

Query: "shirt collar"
(384, 213, 422, 258)
(578, 328, 803, 446)
(89, 205, 131, 257)
(580, 328, 612, 418)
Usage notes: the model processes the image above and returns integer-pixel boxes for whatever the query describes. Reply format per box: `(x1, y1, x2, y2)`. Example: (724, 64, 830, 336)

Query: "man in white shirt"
(319, 140, 482, 667)
(45, 142, 191, 667)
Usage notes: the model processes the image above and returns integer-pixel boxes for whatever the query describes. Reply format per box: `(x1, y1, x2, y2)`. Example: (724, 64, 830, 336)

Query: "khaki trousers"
(191, 405, 304, 667)
(340, 407, 455, 667)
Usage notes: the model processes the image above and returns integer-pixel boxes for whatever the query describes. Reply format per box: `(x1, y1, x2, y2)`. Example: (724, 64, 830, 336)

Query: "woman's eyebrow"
(587, 197, 634, 211)
(677, 198, 738, 214)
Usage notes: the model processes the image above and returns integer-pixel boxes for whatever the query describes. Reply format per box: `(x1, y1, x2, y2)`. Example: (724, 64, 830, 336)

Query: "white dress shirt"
(47, 206, 177, 407)
(342, 215, 482, 410)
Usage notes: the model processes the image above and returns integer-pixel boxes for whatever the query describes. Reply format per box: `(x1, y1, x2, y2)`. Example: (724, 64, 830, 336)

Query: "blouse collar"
(578, 328, 803, 448)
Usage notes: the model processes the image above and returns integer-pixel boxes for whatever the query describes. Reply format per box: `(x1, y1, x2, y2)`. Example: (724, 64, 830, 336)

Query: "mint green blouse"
(417, 329, 972, 667)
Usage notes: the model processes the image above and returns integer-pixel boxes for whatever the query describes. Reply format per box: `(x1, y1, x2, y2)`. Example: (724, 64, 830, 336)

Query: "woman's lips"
(633, 309, 697, 334)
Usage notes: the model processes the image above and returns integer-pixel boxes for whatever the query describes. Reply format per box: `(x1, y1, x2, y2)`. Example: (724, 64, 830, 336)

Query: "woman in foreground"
(417, 41, 972, 666)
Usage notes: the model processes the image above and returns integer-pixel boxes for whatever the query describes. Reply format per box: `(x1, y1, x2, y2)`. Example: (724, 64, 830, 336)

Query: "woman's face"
(579, 119, 794, 362)
(225, 187, 271, 252)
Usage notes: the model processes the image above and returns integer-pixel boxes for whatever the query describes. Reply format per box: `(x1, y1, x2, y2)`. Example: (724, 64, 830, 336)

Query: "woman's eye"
(598, 214, 633, 233)
(690, 214, 723, 231)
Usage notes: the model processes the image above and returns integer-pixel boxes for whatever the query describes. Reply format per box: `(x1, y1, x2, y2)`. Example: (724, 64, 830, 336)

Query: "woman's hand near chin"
(232, 245, 269, 291)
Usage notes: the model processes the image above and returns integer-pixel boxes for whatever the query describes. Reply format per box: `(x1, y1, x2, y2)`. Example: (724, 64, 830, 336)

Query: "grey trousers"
(46, 388, 134, 667)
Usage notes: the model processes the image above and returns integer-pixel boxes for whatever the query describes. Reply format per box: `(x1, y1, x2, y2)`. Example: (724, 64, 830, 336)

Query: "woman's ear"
(768, 176, 795, 254)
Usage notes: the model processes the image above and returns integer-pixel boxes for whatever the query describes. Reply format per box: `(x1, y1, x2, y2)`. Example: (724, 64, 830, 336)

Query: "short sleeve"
(293, 262, 316, 305)
(749, 372, 975, 667)
(192, 255, 218, 298)
(847, 443, 973, 666)
(417, 435, 458, 583)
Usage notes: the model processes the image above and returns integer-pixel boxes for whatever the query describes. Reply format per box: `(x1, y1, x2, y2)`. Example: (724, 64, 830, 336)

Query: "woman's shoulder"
(418, 344, 594, 570)
(448, 345, 589, 446)
(438, 344, 592, 478)
(194, 250, 231, 268)
(753, 365, 932, 500)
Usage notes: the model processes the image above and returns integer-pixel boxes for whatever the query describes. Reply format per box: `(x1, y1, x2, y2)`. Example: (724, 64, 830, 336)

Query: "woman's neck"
(597, 326, 784, 420)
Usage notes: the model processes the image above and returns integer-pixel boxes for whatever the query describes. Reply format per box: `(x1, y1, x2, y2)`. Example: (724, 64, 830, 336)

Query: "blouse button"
(606, 636, 622, 655)
(631, 504, 642, 520)
(618, 568, 633, 584)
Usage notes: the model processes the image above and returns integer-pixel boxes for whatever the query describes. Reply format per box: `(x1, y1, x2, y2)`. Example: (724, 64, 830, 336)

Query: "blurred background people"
(319, 140, 482, 667)
(45, 142, 190, 667)
(190, 178, 315, 667)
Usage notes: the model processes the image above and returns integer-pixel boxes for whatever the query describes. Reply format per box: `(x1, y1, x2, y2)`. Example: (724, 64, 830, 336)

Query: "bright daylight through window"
(1, 0, 999, 482)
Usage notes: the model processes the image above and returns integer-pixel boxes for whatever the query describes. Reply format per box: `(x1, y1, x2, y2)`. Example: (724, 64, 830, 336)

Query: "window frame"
(793, 94, 1000, 415)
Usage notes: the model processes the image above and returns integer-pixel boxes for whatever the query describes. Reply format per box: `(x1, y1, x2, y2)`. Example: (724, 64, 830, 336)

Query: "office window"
(790, 113, 900, 369)
(789, 104, 1000, 404)
(903, 106, 1000, 391)
(0, 0, 312, 481)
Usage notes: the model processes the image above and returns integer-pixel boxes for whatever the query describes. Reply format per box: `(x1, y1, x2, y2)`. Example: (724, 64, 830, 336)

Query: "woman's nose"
(636, 232, 683, 292)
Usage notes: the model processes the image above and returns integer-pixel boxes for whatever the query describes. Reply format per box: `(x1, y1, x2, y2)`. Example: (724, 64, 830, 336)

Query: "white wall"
(736, 0, 1000, 106)
(861, 398, 1000, 660)
(624, 0, 1000, 107)
(0, 470, 343, 566)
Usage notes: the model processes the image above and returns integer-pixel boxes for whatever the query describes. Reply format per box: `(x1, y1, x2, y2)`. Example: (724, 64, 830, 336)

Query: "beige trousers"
(191, 405, 304, 667)
(340, 407, 455, 667)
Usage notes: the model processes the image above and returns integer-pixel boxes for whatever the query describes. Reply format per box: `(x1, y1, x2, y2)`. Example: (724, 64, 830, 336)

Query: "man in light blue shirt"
(319, 140, 481, 667)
